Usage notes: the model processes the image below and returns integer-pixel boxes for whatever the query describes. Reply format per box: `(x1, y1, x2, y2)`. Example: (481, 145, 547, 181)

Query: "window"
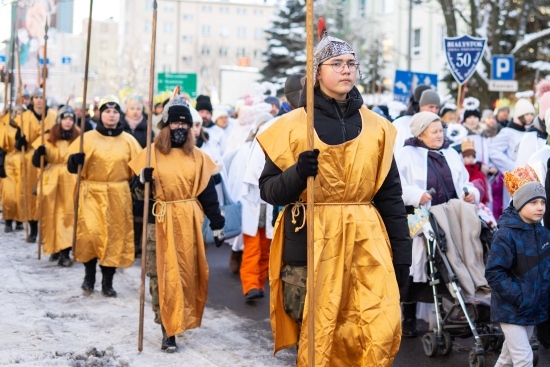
(382, 0, 394, 14)
(382, 34, 393, 61)
(163, 64, 172, 73)
(219, 26, 230, 37)
(236, 8, 247, 15)
(201, 46, 210, 56)
(182, 14, 193, 21)
(144, 21, 152, 32)
(182, 35, 193, 42)
(182, 56, 193, 63)
(163, 22, 174, 33)
(144, 0, 153, 10)
(202, 25, 211, 36)
(220, 7, 230, 13)
(202, 5, 212, 12)
(164, 2, 175, 12)
(253, 9, 263, 15)
(439, 25, 446, 52)
(219, 47, 228, 57)
(412, 28, 422, 57)
(237, 27, 246, 38)
(360, 0, 366, 17)
(254, 49, 263, 59)
(254, 27, 264, 39)
(236, 48, 246, 57)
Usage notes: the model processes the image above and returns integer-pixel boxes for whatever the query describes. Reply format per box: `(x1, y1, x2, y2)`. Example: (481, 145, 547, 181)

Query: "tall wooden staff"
(138, 0, 158, 352)
(305, 0, 315, 365)
(15, 38, 30, 241)
(71, 0, 94, 255)
(37, 21, 49, 259)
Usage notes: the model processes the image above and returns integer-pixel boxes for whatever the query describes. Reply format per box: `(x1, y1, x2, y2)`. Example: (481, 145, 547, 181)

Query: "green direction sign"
(157, 72, 197, 98)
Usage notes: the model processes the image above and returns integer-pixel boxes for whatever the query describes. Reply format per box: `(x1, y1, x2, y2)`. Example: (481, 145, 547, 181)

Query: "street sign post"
(444, 35, 487, 85)
(61, 57, 72, 65)
(38, 58, 50, 66)
(393, 70, 438, 103)
(489, 55, 517, 92)
(157, 72, 197, 98)
(0, 55, 5, 63)
(488, 80, 518, 92)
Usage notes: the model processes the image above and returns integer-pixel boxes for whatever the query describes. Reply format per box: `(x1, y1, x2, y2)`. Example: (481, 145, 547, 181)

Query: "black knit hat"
(159, 97, 193, 129)
(463, 108, 481, 120)
(195, 95, 213, 113)
(284, 73, 305, 109)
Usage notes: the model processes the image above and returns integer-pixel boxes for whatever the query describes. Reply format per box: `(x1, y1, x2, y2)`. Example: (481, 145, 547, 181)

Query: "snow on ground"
(0, 229, 295, 367)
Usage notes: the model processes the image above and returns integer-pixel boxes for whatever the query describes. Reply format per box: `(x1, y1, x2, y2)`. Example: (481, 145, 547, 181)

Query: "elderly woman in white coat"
(396, 111, 479, 338)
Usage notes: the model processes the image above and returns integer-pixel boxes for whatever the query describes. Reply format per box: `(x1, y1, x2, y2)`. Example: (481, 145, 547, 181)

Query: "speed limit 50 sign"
(444, 35, 487, 85)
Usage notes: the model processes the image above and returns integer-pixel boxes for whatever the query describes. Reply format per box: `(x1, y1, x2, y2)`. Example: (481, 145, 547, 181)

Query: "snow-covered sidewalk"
(0, 229, 294, 366)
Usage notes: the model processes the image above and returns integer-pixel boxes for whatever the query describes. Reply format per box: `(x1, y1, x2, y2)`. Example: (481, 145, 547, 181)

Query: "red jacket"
(465, 162, 488, 204)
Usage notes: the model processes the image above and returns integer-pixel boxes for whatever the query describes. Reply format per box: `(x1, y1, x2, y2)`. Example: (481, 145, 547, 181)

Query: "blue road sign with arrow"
(393, 70, 438, 103)
(444, 35, 486, 85)
(0, 55, 5, 63)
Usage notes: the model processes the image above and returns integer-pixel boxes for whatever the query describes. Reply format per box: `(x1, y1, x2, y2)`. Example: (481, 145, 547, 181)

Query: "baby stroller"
(420, 210, 540, 367)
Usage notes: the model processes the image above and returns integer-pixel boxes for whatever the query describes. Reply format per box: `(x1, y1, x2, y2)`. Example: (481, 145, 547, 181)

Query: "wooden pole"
(37, 21, 48, 259)
(305, 0, 315, 364)
(71, 0, 94, 256)
(456, 83, 463, 110)
(138, 0, 158, 352)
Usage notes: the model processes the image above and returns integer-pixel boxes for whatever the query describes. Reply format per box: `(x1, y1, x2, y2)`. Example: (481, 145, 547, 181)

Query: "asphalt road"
(205, 244, 550, 367)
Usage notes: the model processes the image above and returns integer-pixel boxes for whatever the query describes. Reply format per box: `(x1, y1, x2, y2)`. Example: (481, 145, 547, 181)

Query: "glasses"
(320, 61, 360, 73)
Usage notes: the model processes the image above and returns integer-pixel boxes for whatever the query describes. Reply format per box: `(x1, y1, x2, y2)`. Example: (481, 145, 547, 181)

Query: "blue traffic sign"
(38, 58, 50, 66)
(0, 55, 5, 63)
(492, 55, 515, 81)
(444, 35, 486, 85)
(61, 57, 72, 65)
(393, 70, 438, 103)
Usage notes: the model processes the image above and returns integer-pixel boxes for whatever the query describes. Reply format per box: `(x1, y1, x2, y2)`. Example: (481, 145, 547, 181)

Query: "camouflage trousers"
(145, 223, 162, 325)
(281, 264, 307, 325)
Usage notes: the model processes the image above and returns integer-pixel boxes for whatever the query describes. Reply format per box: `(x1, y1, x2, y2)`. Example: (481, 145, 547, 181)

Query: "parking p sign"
(492, 55, 515, 80)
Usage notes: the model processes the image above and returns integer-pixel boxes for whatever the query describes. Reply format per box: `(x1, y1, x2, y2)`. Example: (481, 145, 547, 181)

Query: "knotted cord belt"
(290, 200, 372, 232)
(152, 198, 198, 223)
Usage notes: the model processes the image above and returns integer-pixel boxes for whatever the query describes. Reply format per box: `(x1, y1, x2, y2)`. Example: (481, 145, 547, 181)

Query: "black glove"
(0, 166, 6, 179)
(296, 149, 320, 180)
(70, 153, 85, 166)
(394, 264, 410, 291)
(15, 135, 28, 151)
(213, 229, 226, 248)
(32, 146, 47, 168)
(140, 167, 154, 184)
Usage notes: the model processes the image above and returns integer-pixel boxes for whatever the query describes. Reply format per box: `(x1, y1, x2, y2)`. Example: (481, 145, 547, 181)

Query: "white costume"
(515, 121, 546, 168)
(392, 115, 413, 154)
(489, 126, 526, 173)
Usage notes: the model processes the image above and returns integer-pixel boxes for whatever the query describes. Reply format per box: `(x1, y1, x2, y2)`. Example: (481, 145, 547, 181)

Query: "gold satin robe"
(67, 130, 142, 267)
(0, 113, 25, 222)
(13, 109, 57, 220)
(256, 107, 402, 367)
(128, 145, 217, 337)
(32, 135, 76, 254)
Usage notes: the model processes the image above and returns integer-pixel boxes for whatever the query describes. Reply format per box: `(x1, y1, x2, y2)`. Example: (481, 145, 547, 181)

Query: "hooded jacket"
(485, 206, 550, 325)
(121, 113, 154, 149)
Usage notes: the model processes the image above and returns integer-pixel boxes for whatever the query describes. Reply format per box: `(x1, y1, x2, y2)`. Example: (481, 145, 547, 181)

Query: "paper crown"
(461, 139, 476, 155)
(503, 165, 540, 196)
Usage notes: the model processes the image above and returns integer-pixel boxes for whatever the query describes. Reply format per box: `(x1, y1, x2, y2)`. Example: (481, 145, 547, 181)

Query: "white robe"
(528, 146, 550, 185)
(396, 144, 479, 282)
(210, 120, 234, 156)
(392, 115, 413, 154)
(515, 131, 546, 168)
(489, 127, 525, 173)
(466, 134, 492, 167)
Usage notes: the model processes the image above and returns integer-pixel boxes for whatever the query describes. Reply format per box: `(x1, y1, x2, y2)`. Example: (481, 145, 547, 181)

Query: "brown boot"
(229, 250, 243, 274)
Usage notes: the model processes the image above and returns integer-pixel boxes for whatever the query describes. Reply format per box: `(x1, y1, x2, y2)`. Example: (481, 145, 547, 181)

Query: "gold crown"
(461, 139, 475, 154)
(503, 165, 540, 196)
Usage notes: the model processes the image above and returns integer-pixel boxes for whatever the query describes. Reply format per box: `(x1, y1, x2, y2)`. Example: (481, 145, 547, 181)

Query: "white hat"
(513, 98, 535, 119)
(189, 105, 202, 125)
(212, 108, 229, 124)
(410, 111, 441, 137)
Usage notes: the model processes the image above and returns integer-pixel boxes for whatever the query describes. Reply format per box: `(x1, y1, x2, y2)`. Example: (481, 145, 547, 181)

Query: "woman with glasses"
(67, 95, 142, 298)
(31, 105, 79, 267)
(129, 92, 225, 352)
(257, 21, 411, 366)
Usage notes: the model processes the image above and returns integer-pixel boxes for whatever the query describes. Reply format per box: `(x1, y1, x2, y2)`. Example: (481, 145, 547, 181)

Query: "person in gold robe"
(257, 22, 412, 366)
(129, 95, 225, 353)
(67, 95, 142, 297)
(13, 88, 57, 242)
(31, 105, 79, 267)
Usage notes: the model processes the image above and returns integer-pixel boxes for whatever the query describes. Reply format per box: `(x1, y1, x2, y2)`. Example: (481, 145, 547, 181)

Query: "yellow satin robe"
(67, 130, 142, 267)
(0, 113, 25, 222)
(32, 134, 76, 254)
(257, 107, 402, 367)
(13, 109, 57, 220)
(128, 145, 216, 337)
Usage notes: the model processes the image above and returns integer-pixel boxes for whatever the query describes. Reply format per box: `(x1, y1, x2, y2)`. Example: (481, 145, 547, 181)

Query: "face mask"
(170, 128, 188, 146)
(61, 129, 72, 140)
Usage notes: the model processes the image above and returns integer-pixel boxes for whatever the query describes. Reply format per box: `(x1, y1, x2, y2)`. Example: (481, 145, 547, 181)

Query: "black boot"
(27, 221, 38, 243)
(402, 303, 418, 338)
(134, 220, 143, 258)
(4, 219, 13, 233)
(49, 252, 60, 262)
(100, 266, 117, 298)
(58, 248, 73, 267)
(15, 221, 24, 230)
(81, 259, 97, 295)
(161, 325, 178, 353)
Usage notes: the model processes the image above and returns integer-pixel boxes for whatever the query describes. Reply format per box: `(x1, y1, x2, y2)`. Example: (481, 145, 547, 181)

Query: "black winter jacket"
(259, 86, 411, 267)
(121, 114, 154, 149)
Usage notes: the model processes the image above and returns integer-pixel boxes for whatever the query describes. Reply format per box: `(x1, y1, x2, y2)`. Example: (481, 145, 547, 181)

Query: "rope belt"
(152, 198, 198, 223)
(291, 200, 372, 232)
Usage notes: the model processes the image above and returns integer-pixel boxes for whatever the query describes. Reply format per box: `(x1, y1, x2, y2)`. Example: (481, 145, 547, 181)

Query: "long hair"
(47, 124, 80, 145)
(154, 126, 195, 155)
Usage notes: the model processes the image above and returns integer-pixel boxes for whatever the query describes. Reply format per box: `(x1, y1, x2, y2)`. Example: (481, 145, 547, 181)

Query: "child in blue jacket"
(486, 168, 550, 367)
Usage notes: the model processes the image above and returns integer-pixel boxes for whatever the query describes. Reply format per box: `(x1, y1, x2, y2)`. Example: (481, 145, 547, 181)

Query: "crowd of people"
(1, 25, 550, 367)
